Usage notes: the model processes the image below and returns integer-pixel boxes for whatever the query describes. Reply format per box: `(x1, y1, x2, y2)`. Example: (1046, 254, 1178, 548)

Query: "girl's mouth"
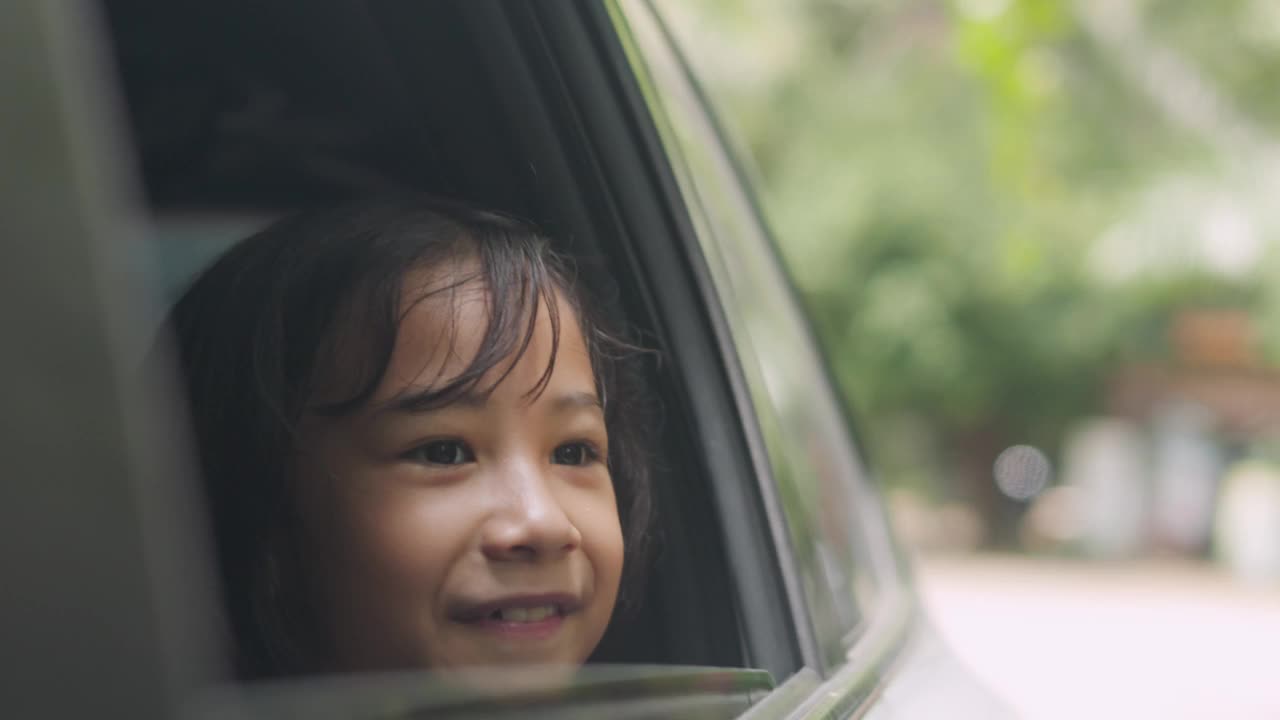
(454, 593, 580, 621)
(476, 604, 566, 640)
(453, 594, 580, 640)
(488, 604, 561, 623)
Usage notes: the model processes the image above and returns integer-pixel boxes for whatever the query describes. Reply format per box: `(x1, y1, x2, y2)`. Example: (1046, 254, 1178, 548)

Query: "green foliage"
(661, 0, 1280, 494)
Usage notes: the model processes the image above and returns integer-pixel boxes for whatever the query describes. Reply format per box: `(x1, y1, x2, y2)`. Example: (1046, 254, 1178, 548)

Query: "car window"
(611, 0, 909, 672)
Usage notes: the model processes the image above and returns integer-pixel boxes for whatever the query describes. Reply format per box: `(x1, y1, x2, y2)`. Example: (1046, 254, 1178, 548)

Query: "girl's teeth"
(497, 605, 556, 622)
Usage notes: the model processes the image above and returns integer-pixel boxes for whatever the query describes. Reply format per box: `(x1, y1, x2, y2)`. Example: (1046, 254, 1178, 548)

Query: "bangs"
(306, 226, 570, 418)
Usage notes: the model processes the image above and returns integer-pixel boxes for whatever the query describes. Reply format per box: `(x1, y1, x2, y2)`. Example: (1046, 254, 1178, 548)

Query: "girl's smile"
(450, 592, 578, 644)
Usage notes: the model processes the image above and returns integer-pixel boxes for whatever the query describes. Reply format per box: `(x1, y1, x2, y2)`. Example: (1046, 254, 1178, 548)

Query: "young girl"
(166, 196, 652, 680)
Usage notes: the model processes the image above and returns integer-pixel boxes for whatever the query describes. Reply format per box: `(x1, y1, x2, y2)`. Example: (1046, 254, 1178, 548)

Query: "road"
(915, 554, 1280, 719)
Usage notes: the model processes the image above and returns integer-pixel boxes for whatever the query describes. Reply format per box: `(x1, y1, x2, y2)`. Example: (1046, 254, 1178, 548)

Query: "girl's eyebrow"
(548, 391, 603, 414)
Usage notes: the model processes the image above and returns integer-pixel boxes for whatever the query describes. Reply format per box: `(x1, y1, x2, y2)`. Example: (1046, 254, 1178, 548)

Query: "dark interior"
(100, 0, 745, 673)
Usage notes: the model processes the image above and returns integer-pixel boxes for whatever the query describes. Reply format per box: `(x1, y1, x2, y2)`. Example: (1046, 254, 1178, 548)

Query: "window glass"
(613, 0, 906, 669)
(190, 665, 774, 718)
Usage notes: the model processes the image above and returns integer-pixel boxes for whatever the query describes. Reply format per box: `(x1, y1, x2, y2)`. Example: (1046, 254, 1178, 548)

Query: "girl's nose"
(481, 463, 581, 562)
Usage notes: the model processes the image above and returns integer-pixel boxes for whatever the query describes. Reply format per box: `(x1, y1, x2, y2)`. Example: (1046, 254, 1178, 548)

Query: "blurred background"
(656, 0, 1280, 717)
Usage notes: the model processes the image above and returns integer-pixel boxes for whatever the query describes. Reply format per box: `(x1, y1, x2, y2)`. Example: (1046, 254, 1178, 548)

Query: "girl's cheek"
(574, 478, 625, 575)
(358, 483, 472, 562)
(314, 470, 443, 580)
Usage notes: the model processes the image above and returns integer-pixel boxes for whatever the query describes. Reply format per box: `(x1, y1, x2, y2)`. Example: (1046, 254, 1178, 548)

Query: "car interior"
(101, 0, 752, 677)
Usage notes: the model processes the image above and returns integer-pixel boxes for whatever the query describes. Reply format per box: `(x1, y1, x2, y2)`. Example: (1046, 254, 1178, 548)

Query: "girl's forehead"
(392, 275, 494, 373)
(373, 268, 588, 406)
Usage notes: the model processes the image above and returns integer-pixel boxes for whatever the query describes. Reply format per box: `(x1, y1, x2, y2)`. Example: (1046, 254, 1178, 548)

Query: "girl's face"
(293, 264, 624, 677)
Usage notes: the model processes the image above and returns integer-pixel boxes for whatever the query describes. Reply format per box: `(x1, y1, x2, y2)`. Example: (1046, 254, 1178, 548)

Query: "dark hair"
(166, 196, 653, 678)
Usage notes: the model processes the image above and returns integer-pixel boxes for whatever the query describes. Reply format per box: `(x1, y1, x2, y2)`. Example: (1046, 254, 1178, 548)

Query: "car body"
(1, 0, 1012, 717)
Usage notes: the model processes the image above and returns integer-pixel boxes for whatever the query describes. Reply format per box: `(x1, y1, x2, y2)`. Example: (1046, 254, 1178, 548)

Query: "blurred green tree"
(659, 0, 1279, 545)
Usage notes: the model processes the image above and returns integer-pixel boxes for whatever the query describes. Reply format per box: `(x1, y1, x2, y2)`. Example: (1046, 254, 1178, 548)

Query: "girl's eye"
(552, 442, 599, 467)
(408, 439, 475, 466)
